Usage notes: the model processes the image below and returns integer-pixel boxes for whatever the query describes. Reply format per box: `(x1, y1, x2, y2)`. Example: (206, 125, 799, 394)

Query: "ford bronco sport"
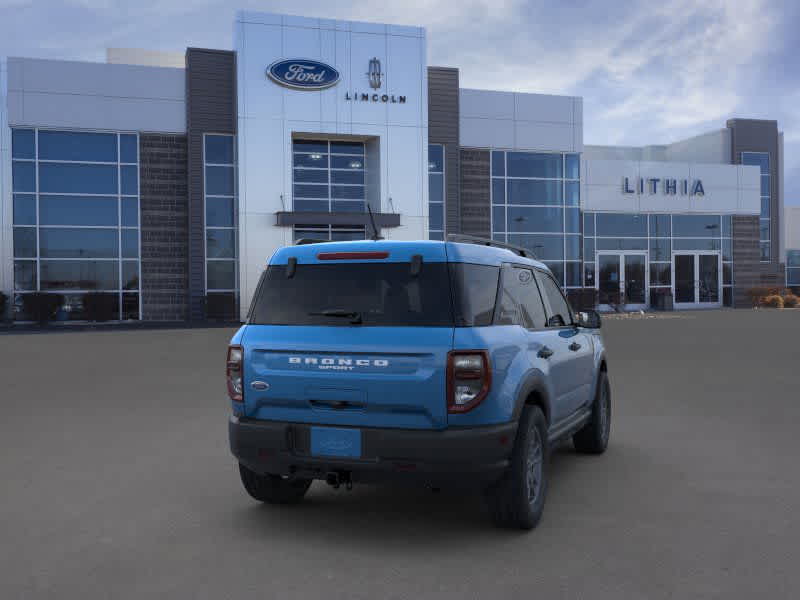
(228, 236, 610, 529)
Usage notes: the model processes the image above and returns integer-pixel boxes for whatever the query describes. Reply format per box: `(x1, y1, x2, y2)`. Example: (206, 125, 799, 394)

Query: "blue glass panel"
(787, 250, 800, 268)
(583, 238, 594, 261)
(294, 200, 329, 212)
(294, 184, 329, 199)
(13, 227, 36, 258)
(122, 229, 139, 258)
(207, 260, 236, 290)
(122, 261, 139, 290)
(332, 170, 364, 185)
(330, 229, 366, 241)
(429, 203, 443, 231)
(721, 215, 732, 237)
(565, 235, 581, 260)
(206, 229, 236, 258)
(40, 260, 119, 291)
(650, 264, 671, 286)
(565, 181, 579, 206)
(565, 208, 580, 233)
(507, 234, 564, 260)
(722, 238, 732, 262)
(673, 214, 721, 237)
(759, 219, 770, 241)
(788, 268, 800, 285)
(120, 134, 138, 163)
(293, 168, 328, 184)
(205, 135, 234, 164)
(596, 238, 647, 250)
(205, 166, 234, 195)
(40, 228, 118, 258)
(649, 214, 671, 237)
(565, 262, 581, 287)
(121, 198, 139, 227)
(293, 140, 328, 154)
(507, 152, 563, 178)
(122, 293, 139, 320)
(492, 232, 507, 243)
(294, 228, 329, 242)
(507, 206, 563, 233)
(330, 141, 364, 155)
(760, 197, 770, 218)
(294, 153, 329, 168)
(649, 238, 671, 261)
(595, 213, 647, 237)
(723, 263, 732, 285)
(492, 179, 505, 205)
(491, 151, 505, 177)
(331, 185, 364, 200)
(507, 180, 562, 205)
(545, 262, 564, 287)
(583, 213, 594, 236)
(741, 152, 769, 174)
(428, 144, 444, 172)
(331, 155, 362, 169)
(121, 165, 138, 195)
(39, 163, 118, 194)
(12, 129, 35, 159)
(13, 194, 36, 225)
(673, 238, 721, 251)
(428, 173, 443, 203)
(14, 260, 37, 291)
(760, 175, 770, 196)
(492, 207, 505, 233)
(38, 131, 117, 162)
(12, 161, 36, 192)
(565, 154, 580, 180)
(331, 201, 366, 213)
(429, 231, 444, 241)
(206, 197, 234, 227)
(760, 242, 770, 261)
(40, 195, 118, 226)
(584, 262, 595, 287)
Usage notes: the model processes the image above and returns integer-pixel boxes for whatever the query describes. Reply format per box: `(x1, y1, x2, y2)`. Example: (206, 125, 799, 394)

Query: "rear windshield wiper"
(308, 309, 363, 324)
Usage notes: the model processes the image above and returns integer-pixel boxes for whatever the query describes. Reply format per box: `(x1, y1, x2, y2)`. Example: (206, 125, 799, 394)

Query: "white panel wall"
(582, 157, 760, 215)
(1, 59, 11, 298)
(236, 11, 428, 318)
(6, 58, 185, 132)
(459, 88, 582, 152)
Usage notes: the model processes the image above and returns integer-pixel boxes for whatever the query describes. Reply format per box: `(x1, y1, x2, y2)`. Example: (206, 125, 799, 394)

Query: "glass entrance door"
(596, 252, 648, 310)
(673, 252, 721, 308)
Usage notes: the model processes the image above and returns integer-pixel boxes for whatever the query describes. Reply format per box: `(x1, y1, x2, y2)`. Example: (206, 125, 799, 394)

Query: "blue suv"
(227, 236, 610, 529)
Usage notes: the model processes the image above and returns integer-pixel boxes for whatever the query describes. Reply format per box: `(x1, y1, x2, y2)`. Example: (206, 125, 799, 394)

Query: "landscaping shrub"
(83, 292, 118, 322)
(21, 293, 65, 324)
(782, 294, 799, 308)
(762, 295, 784, 309)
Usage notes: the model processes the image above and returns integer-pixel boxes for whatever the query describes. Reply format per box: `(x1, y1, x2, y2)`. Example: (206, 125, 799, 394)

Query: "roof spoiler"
(446, 234, 537, 260)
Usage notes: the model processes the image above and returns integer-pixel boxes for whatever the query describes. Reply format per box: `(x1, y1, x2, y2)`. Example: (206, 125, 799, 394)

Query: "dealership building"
(0, 11, 794, 322)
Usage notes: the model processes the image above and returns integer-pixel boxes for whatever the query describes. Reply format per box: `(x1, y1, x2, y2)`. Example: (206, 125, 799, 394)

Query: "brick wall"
(139, 134, 189, 321)
(459, 149, 491, 238)
(732, 215, 760, 307)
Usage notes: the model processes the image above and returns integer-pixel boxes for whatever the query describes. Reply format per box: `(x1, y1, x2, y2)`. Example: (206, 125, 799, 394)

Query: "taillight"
(447, 350, 491, 413)
(227, 345, 244, 402)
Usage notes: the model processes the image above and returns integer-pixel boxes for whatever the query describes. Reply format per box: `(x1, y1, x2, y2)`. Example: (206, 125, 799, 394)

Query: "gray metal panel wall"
(732, 215, 760, 307)
(727, 119, 784, 284)
(427, 67, 460, 234)
(459, 149, 491, 238)
(186, 48, 237, 321)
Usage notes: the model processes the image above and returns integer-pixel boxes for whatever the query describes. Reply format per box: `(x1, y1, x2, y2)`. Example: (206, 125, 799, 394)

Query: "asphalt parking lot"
(2, 309, 799, 599)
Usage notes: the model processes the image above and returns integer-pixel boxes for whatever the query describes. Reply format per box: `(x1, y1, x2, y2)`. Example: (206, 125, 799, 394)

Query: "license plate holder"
(310, 427, 362, 459)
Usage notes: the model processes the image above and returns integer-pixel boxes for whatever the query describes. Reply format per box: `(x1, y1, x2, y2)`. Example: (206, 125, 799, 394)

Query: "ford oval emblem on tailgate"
(251, 381, 269, 391)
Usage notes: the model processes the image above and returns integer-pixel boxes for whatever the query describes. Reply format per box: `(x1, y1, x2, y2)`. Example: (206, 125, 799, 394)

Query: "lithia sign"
(623, 177, 705, 196)
(266, 57, 406, 103)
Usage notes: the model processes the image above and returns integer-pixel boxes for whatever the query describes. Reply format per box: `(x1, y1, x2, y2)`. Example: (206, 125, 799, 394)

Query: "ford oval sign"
(267, 59, 340, 90)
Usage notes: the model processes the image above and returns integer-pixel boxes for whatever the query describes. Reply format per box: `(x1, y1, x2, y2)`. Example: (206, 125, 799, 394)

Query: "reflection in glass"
(39, 163, 118, 194)
(40, 195, 118, 226)
(39, 228, 118, 258)
(40, 261, 119, 290)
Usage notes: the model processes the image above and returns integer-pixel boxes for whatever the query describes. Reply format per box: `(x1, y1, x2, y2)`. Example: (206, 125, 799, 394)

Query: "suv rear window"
(249, 262, 454, 327)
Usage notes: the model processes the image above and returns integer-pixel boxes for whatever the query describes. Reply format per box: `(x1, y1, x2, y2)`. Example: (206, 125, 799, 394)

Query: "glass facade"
(204, 134, 239, 307)
(787, 250, 800, 288)
(491, 150, 581, 287)
(11, 128, 141, 320)
(742, 152, 770, 261)
(428, 144, 445, 240)
(293, 225, 365, 242)
(584, 213, 733, 306)
(292, 140, 366, 213)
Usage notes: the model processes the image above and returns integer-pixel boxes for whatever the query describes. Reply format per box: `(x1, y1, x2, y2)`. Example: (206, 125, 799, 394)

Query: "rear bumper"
(229, 416, 517, 485)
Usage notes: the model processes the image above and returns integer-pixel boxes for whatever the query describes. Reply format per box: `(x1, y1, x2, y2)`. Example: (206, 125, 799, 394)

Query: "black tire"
(485, 405, 549, 530)
(573, 370, 611, 454)
(238, 464, 312, 504)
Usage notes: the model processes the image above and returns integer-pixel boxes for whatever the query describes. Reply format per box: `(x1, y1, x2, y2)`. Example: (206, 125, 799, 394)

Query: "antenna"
(367, 205, 384, 241)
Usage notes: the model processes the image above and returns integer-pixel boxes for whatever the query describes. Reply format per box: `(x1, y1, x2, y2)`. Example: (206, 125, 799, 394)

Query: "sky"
(1, 0, 798, 205)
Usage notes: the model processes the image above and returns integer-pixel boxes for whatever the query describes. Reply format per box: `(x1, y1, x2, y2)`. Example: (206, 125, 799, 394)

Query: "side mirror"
(577, 309, 602, 329)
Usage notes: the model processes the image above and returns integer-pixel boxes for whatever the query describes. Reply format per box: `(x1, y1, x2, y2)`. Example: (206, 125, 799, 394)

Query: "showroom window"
(293, 225, 366, 242)
(787, 250, 800, 289)
(491, 150, 581, 287)
(292, 140, 365, 213)
(428, 144, 445, 240)
(204, 134, 238, 309)
(583, 213, 734, 306)
(742, 152, 770, 261)
(11, 128, 141, 321)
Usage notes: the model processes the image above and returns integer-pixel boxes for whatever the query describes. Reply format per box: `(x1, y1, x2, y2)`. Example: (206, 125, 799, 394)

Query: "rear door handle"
(568, 342, 582, 352)
(537, 346, 554, 359)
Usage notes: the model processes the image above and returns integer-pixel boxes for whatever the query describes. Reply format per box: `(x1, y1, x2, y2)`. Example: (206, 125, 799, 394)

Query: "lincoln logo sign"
(266, 59, 340, 90)
(623, 177, 705, 196)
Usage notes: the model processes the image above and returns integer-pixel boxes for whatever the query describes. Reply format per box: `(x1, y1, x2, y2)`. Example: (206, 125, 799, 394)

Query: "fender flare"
(511, 369, 553, 424)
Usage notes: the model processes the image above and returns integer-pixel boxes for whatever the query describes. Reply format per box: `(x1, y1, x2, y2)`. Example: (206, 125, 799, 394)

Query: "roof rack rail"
(446, 234, 537, 259)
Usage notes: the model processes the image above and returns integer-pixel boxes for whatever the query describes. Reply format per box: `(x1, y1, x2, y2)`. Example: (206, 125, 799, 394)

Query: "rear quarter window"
(449, 263, 500, 326)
